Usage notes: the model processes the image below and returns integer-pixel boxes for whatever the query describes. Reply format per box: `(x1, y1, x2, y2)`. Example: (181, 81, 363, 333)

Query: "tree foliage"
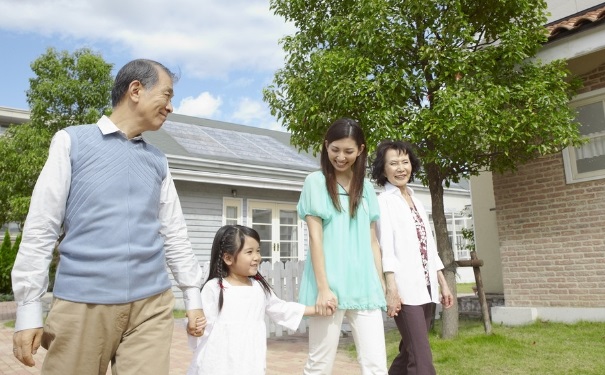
(264, 0, 583, 337)
(0, 230, 20, 295)
(0, 47, 113, 226)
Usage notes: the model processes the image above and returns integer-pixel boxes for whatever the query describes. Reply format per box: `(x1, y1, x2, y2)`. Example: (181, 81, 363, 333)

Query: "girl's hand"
(316, 289, 338, 316)
(186, 309, 206, 336)
(195, 316, 207, 336)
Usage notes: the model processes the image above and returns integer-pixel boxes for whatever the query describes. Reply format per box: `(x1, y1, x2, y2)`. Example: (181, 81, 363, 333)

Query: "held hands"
(186, 309, 207, 337)
(385, 286, 402, 318)
(315, 289, 338, 316)
(384, 273, 402, 318)
(13, 328, 43, 367)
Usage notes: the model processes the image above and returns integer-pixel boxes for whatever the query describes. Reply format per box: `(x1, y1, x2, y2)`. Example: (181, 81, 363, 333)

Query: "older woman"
(371, 140, 454, 375)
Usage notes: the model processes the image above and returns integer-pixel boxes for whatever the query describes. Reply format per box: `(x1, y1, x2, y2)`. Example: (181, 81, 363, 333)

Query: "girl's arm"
(303, 300, 336, 316)
(306, 215, 338, 316)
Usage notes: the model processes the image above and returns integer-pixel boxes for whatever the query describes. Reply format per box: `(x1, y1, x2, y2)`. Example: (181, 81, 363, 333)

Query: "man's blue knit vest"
(54, 124, 172, 304)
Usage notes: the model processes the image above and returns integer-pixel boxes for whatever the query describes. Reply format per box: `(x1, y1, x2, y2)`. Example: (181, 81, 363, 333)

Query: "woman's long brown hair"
(320, 118, 368, 218)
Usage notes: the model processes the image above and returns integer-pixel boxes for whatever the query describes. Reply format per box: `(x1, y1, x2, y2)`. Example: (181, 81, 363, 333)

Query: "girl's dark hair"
(320, 118, 367, 217)
(204, 225, 272, 311)
(111, 59, 178, 107)
(371, 140, 421, 186)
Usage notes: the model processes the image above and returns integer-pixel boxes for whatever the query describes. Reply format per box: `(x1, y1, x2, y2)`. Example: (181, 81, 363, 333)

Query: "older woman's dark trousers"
(388, 303, 436, 375)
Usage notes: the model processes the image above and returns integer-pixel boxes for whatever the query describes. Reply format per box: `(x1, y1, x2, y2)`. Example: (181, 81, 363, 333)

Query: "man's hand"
(13, 328, 43, 367)
(186, 309, 206, 336)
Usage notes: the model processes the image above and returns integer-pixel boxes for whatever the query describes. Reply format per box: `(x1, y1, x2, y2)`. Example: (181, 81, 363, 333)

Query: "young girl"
(298, 118, 388, 374)
(187, 225, 329, 375)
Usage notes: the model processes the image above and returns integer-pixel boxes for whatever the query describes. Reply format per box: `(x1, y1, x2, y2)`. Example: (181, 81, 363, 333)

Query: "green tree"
(264, 0, 583, 337)
(0, 47, 113, 226)
(0, 230, 17, 294)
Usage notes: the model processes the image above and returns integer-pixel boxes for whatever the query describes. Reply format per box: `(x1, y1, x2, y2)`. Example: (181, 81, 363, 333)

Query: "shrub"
(0, 230, 18, 294)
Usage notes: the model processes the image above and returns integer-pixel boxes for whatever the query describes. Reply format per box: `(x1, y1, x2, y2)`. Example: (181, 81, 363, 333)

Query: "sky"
(0, 0, 296, 131)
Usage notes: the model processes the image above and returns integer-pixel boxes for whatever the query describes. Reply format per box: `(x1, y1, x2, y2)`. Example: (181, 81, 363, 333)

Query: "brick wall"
(493, 152, 605, 308)
(577, 62, 605, 94)
(492, 62, 605, 308)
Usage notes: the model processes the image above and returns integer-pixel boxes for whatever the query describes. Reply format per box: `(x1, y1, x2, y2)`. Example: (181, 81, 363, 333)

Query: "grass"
(349, 317, 605, 375)
(456, 283, 476, 294)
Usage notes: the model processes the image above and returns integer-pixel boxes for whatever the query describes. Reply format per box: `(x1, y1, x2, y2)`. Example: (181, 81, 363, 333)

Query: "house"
(143, 113, 475, 306)
(0, 106, 473, 307)
(473, 0, 605, 325)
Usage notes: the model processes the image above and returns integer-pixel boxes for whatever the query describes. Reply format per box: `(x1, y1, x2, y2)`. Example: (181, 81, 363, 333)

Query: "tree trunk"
(426, 163, 459, 338)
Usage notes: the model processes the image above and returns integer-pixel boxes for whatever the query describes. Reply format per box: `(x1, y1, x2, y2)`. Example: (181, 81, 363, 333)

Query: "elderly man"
(12, 59, 205, 374)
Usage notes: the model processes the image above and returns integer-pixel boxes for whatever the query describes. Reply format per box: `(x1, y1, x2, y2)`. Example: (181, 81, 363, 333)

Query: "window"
(563, 88, 605, 183)
(223, 197, 243, 225)
(247, 200, 302, 263)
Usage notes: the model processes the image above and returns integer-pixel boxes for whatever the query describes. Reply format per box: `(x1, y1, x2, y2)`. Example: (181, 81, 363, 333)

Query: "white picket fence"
(201, 260, 308, 338)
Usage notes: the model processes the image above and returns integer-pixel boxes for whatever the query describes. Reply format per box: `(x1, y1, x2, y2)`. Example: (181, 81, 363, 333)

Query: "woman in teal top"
(297, 118, 387, 375)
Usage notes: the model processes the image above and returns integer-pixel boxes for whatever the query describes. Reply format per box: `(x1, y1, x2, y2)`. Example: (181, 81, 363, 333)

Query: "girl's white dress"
(187, 278, 306, 375)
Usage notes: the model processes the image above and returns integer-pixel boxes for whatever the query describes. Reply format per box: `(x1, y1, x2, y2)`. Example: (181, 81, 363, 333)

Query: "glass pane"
(280, 226, 297, 241)
(253, 224, 271, 243)
(252, 209, 272, 224)
(279, 242, 296, 259)
(575, 134, 605, 173)
(576, 102, 605, 136)
(225, 218, 238, 225)
(226, 206, 237, 220)
(260, 241, 272, 261)
(280, 210, 297, 225)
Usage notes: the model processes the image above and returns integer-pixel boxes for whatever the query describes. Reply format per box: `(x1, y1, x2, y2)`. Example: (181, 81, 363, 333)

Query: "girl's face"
(224, 235, 261, 278)
(383, 149, 412, 189)
(325, 137, 364, 174)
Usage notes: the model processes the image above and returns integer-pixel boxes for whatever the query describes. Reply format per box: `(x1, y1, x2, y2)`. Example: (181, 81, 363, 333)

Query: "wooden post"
(456, 251, 492, 334)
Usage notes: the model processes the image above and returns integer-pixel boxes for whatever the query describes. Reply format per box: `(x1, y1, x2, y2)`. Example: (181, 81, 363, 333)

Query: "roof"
(546, 3, 605, 42)
(0, 107, 29, 127)
(144, 113, 318, 172)
(142, 113, 319, 191)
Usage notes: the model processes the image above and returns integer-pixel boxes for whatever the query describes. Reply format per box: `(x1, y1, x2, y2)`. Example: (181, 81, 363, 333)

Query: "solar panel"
(162, 121, 318, 169)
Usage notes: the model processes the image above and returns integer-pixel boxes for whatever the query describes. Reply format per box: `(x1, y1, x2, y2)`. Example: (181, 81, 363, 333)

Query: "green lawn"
(351, 317, 605, 375)
(456, 282, 476, 294)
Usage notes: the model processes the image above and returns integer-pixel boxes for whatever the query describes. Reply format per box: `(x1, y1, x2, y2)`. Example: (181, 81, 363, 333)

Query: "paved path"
(0, 301, 363, 375)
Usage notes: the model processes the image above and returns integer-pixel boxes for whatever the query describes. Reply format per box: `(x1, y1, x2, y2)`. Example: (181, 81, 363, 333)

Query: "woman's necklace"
(336, 176, 352, 194)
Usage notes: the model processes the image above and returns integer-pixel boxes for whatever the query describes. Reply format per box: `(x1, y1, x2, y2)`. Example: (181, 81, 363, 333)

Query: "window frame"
(563, 87, 605, 184)
(222, 197, 243, 225)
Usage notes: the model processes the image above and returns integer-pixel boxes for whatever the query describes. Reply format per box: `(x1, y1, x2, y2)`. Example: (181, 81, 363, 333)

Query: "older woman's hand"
(386, 288, 402, 317)
(384, 272, 402, 317)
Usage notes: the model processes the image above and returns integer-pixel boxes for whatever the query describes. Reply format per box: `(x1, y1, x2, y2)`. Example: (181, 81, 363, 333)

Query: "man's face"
(138, 69, 174, 131)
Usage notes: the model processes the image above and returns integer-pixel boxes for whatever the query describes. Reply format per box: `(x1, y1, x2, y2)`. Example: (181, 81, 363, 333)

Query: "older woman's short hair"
(371, 140, 421, 186)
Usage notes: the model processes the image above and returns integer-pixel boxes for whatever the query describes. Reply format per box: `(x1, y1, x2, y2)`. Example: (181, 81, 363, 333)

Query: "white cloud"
(0, 0, 295, 78)
(175, 92, 222, 118)
(230, 97, 285, 131)
(0, 0, 294, 129)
